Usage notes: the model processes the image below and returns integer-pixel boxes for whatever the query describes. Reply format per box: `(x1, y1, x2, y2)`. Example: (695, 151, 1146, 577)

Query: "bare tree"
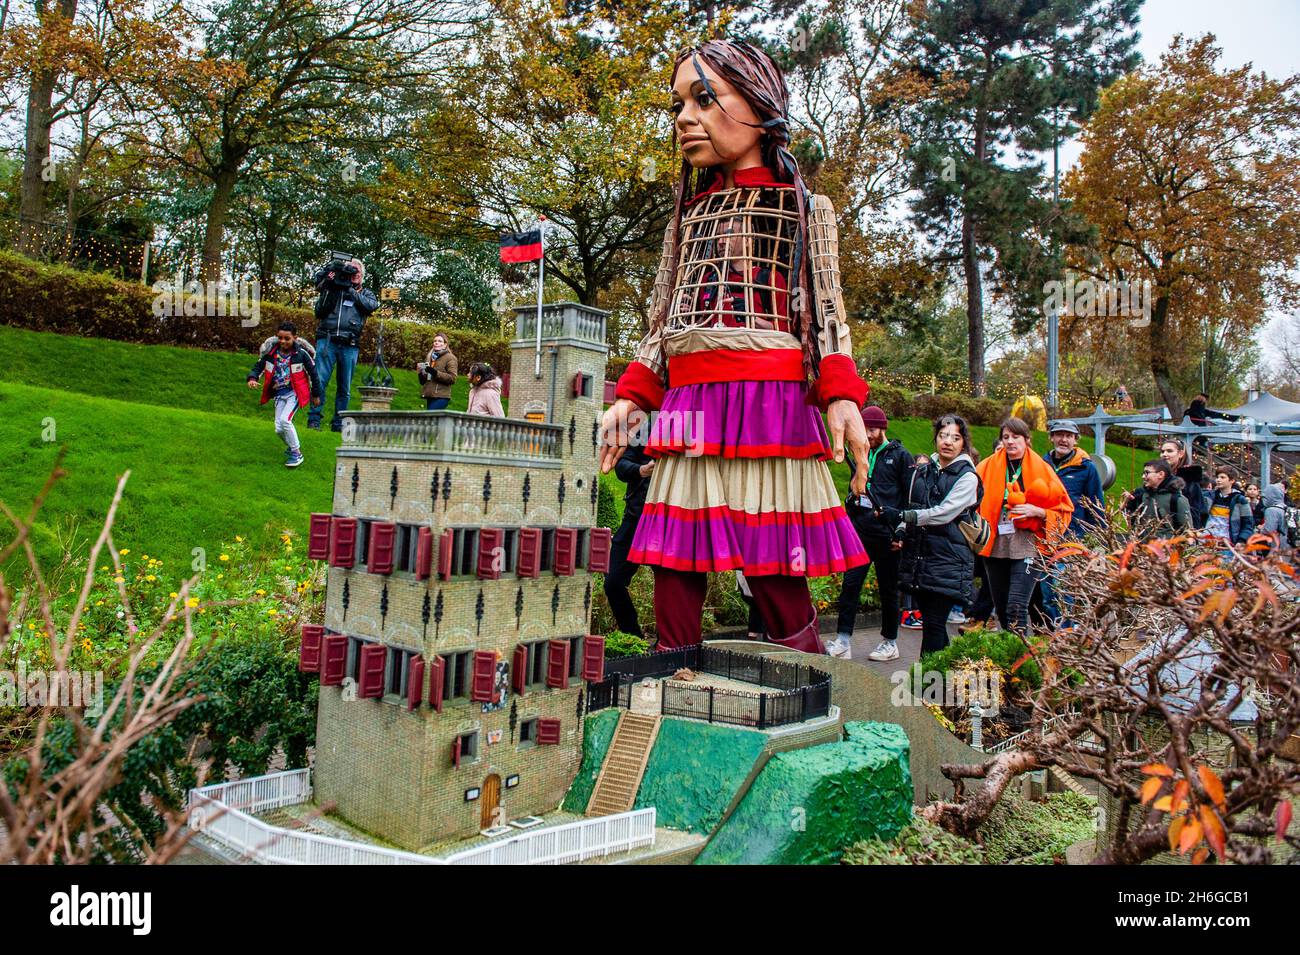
(0, 460, 204, 864)
(921, 511, 1300, 865)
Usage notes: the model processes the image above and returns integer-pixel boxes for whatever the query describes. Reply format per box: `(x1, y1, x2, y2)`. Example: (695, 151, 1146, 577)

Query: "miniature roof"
(1124, 630, 1257, 723)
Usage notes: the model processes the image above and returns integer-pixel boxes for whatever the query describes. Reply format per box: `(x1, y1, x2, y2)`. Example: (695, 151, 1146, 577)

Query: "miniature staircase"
(1049, 764, 1093, 798)
(586, 712, 661, 817)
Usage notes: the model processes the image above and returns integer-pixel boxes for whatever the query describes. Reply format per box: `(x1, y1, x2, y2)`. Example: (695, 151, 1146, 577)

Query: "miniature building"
(300, 302, 612, 850)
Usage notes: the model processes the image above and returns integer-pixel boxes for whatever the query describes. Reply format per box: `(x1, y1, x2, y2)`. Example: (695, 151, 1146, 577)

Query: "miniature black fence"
(586, 644, 832, 730)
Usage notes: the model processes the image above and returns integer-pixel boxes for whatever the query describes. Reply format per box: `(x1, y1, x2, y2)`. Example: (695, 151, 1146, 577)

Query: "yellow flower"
(95, 600, 104, 607)
(217, 574, 223, 580)
(146, 575, 156, 582)
(114, 576, 125, 584)
(256, 589, 266, 596)
(219, 554, 230, 562)
(186, 597, 200, 608)
(27, 622, 35, 630)
(142, 553, 149, 559)
(267, 608, 278, 616)
(120, 549, 130, 555)
(170, 592, 179, 599)
(236, 536, 244, 543)
(81, 638, 92, 652)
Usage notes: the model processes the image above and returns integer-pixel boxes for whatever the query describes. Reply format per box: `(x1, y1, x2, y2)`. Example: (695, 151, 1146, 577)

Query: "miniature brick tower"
(301, 302, 612, 850)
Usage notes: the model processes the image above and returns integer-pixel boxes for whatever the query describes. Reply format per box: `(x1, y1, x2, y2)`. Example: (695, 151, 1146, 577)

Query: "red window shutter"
(546, 639, 570, 689)
(587, 527, 612, 573)
(452, 736, 461, 769)
(415, 527, 434, 580)
(581, 635, 605, 682)
(330, 517, 357, 568)
(571, 372, 582, 397)
(308, 514, 333, 560)
(517, 528, 540, 578)
(320, 634, 348, 686)
(477, 527, 503, 580)
(470, 650, 497, 703)
(537, 718, 561, 745)
(299, 624, 324, 673)
(512, 644, 529, 696)
(554, 528, 577, 576)
(407, 655, 425, 711)
(368, 521, 397, 575)
(437, 528, 454, 580)
(428, 656, 446, 712)
(358, 643, 386, 699)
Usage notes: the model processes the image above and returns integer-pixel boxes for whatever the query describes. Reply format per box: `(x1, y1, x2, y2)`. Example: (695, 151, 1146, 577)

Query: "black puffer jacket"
(845, 438, 915, 541)
(898, 454, 982, 604)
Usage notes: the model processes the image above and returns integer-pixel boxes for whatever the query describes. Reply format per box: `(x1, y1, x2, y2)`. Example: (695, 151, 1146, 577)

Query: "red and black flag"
(499, 227, 543, 263)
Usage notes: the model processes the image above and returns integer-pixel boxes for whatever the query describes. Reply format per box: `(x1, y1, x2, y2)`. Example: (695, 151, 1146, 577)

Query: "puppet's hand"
(827, 399, 869, 494)
(600, 399, 638, 474)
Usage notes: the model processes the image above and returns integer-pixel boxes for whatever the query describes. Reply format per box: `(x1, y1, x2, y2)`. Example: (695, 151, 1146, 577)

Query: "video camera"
(320, 251, 360, 290)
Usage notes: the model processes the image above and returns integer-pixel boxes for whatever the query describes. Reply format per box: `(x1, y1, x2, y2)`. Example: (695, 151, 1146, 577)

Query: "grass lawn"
(0, 324, 1140, 580)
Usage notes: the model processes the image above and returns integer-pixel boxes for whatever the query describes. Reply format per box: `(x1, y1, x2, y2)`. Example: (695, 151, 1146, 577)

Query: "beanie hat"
(860, 405, 888, 430)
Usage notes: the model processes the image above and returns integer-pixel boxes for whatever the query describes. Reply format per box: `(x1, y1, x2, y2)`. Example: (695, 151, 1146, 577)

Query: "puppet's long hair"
(664, 39, 818, 375)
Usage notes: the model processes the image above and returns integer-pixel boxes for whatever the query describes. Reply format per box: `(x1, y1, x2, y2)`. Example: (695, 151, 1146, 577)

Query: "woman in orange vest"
(975, 417, 1073, 636)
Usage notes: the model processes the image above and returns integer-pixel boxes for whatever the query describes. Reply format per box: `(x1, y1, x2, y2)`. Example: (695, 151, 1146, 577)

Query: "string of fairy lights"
(860, 366, 1106, 410)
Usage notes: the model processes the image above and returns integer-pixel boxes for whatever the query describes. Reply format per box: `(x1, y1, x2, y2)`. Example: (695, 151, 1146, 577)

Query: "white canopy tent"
(1224, 392, 1300, 426)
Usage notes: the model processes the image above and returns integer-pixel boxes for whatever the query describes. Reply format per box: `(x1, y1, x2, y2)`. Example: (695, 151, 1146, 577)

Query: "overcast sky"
(1063, 0, 1300, 358)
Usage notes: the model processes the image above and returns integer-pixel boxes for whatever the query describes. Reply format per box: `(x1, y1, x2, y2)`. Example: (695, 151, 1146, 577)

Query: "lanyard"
(865, 444, 882, 490)
(1003, 460, 1022, 505)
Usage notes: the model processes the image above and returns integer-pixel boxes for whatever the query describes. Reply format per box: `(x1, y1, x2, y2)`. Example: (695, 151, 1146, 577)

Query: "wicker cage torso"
(666, 185, 801, 336)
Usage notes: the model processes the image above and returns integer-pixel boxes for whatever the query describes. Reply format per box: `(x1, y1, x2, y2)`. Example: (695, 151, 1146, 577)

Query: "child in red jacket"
(247, 321, 322, 467)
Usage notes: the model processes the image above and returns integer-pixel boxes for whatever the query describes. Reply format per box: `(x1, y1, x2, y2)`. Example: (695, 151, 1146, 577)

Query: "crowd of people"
(244, 256, 506, 466)
(602, 400, 1295, 660)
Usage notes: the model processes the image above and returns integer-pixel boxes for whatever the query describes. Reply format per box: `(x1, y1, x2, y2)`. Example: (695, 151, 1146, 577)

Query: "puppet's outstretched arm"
(615, 221, 675, 411)
(806, 194, 868, 410)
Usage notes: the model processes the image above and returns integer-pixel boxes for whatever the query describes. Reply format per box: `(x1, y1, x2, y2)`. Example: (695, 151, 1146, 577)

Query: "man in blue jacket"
(1037, 420, 1104, 627)
(308, 256, 379, 432)
(1045, 421, 1104, 537)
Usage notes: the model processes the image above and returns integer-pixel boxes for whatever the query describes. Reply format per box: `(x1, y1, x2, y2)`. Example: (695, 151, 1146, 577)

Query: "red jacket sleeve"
(805, 354, 868, 411)
(614, 360, 665, 412)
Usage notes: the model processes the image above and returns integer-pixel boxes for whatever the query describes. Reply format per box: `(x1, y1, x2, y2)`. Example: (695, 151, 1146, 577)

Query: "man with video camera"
(308, 253, 379, 431)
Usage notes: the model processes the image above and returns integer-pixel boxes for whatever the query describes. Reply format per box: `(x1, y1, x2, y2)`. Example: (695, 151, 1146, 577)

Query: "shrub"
(914, 628, 1043, 692)
(981, 791, 1096, 864)
(603, 630, 651, 658)
(842, 816, 985, 865)
(865, 382, 910, 419)
(0, 249, 512, 372)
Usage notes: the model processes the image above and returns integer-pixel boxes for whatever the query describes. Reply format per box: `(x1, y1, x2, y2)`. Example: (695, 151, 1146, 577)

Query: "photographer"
(308, 256, 379, 432)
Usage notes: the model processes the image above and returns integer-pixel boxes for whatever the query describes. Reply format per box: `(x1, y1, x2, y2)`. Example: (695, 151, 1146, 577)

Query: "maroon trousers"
(652, 567, 825, 654)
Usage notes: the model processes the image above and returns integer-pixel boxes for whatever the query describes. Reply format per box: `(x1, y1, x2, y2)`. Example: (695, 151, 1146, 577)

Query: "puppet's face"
(670, 56, 764, 170)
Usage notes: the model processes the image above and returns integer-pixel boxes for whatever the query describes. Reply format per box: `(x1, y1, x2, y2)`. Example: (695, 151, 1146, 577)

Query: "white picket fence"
(186, 769, 656, 865)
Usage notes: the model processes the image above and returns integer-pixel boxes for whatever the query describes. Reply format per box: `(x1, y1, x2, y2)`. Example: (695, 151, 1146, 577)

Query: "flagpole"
(534, 216, 546, 379)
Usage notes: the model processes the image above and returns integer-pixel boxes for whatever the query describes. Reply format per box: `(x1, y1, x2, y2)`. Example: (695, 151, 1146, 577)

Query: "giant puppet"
(599, 40, 871, 654)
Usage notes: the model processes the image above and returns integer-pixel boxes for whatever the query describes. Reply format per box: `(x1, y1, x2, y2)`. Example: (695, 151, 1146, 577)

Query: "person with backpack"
(1158, 440, 1206, 529)
(889, 414, 983, 657)
(246, 321, 322, 468)
(1126, 459, 1192, 540)
(1260, 482, 1289, 553)
(829, 405, 914, 661)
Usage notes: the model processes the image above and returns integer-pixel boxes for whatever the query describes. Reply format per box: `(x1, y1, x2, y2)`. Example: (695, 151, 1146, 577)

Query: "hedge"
(0, 250, 520, 373)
